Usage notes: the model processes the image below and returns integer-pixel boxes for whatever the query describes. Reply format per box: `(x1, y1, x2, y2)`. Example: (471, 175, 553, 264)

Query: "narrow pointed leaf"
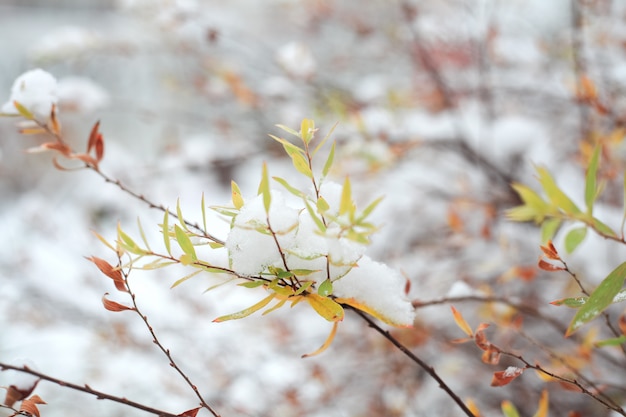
(532, 391, 549, 417)
(231, 180, 244, 209)
(302, 321, 339, 358)
(171, 269, 203, 288)
(275, 124, 300, 138)
(595, 335, 626, 347)
(567, 261, 626, 336)
(339, 177, 353, 216)
(86, 256, 126, 292)
(163, 210, 172, 255)
(585, 144, 601, 213)
(304, 199, 326, 232)
(201, 192, 208, 232)
(176, 198, 188, 230)
(258, 162, 271, 213)
(501, 401, 521, 417)
(540, 218, 561, 243)
(321, 141, 336, 178)
(136, 217, 152, 252)
(451, 306, 473, 337)
(536, 166, 581, 214)
(313, 122, 338, 157)
(175, 224, 197, 261)
(273, 176, 305, 198)
(300, 118, 315, 144)
(213, 294, 276, 322)
(87, 121, 101, 154)
(102, 293, 134, 312)
(13, 101, 34, 120)
(291, 151, 313, 178)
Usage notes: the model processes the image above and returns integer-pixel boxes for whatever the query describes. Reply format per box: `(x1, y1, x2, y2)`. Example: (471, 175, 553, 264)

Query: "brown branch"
(348, 307, 477, 417)
(120, 263, 222, 417)
(0, 363, 181, 417)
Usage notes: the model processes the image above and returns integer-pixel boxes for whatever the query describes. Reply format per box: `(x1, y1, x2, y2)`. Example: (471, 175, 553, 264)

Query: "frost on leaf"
(491, 366, 525, 387)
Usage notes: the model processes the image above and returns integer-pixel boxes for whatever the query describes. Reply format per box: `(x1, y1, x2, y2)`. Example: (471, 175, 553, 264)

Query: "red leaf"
(178, 407, 201, 417)
(102, 293, 134, 312)
(86, 257, 126, 292)
(481, 345, 501, 365)
(490, 366, 525, 387)
(538, 259, 565, 272)
(87, 121, 101, 154)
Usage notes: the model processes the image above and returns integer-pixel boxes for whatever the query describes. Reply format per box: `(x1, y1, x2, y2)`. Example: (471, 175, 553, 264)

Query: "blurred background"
(3, 1, 626, 416)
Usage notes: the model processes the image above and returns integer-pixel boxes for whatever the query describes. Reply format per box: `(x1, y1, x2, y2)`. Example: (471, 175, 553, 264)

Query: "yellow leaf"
(213, 294, 276, 322)
(306, 293, 344, 322)
(532, 390, 549, 417)
(231, 180, 244, 209)
(335, 297, 411, 327)
(302, 321, 338, 358)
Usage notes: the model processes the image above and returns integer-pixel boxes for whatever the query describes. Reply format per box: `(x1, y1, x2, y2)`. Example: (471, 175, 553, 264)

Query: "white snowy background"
(2, 1, 626, 416)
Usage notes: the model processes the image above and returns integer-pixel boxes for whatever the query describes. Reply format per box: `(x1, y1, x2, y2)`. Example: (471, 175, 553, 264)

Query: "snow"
(1, 69, 57, 120)
(276, 41, 317, 79)
(57, 77, 109, 113)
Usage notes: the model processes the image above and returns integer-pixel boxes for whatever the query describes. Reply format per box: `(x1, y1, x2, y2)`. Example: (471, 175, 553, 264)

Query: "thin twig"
(0, 363, 181, 417)
(120, 263, 222, 417)
(348, 307, 477, 417)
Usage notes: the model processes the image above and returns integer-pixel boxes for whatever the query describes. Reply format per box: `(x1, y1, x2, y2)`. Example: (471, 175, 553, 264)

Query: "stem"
(349, 307, 476, 417)
(121, 264, 222, 417)
(0, 363, 181, 417)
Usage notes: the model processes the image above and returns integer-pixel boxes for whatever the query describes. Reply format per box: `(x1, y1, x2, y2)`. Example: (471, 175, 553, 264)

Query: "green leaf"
(262, 298, 288, 315)
(585, 144, 601, 213)
(321, 141, 336, 178)
(273, 176, 306, 198)
(304, 199, 326, 233)
(306, 293, 344, 322)
(13, 101, 34, 120)
(117, 224, 146, 255)
(595, 335, 626, 347)
(275, 124, 300, 138)
(540, 218, 561, 243)
(258, 162, 272, 213)
(136, 217, 152, 252)
(318, 279, 333, 296)
(317, 196, 330, 213)
(175, 224, 197, 261)
(550, 297, 587, 308)
(591, 217, 617, 237)
(300, 118, 315, 144)
(358, 196, 384, 222)
(162, 210, 171, 255)
(566, 261, 626, 336)
(239, 280, 266, 288)
(564, 227, 587, 253)
(339, 177, 354, 216)
(536, 166, 581, 215)
(291, 151, 313, 179)
(313, 122, 338, 157)
(213, 293, 276, 322)
(231, 180, 244, 210)
(176, 198, 188, 230)
(501, 401, 521, 417)
(269, 134, 305, 157)
(294, 281, 314, 295)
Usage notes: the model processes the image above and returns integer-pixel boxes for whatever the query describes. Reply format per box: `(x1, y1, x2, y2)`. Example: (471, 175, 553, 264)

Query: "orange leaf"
(481, 345, 501, 365)
(538, 259, 564, 272)
(302, 321, 339, 358)
(86, 257, 126, 292)
(20, 395, 46, 417)
(490, 366, 524, 387)
(178, 407, 201, 417)
(72, 152, 98, 167)
(50, 104, 61, 135)
(87, 121, 101, 154)
(451, 306, 473, 337)
(102, 293, 134, 312)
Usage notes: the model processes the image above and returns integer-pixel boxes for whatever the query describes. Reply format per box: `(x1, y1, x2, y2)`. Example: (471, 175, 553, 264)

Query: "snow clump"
(225, 183, 415, 327)
(1, 69, 58, 120)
